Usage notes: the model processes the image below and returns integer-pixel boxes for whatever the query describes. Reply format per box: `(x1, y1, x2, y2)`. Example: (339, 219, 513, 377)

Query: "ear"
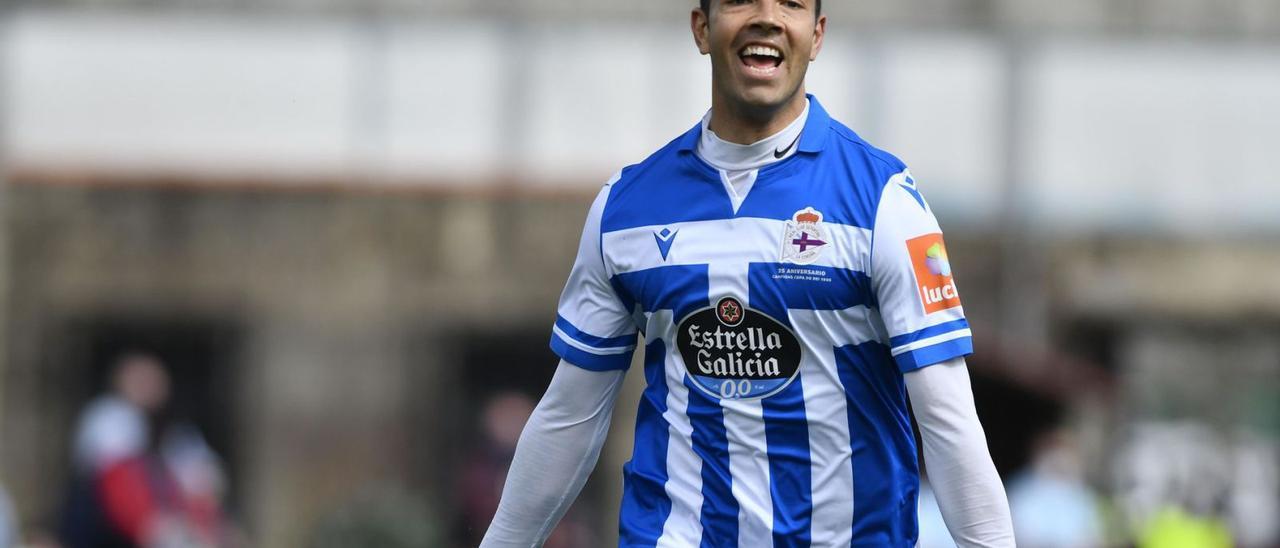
(691, 8, 711, 55)
(810, 14, 827, 61)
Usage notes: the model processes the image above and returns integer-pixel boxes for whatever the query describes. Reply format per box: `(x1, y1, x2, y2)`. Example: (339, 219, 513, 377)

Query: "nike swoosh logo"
(774, 134, 801, 159)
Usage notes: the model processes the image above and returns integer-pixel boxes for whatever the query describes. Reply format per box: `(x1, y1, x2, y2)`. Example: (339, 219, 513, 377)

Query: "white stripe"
(706, 262, 774, 548)
(650, 310, 705, 547)
(890, 306, 968, 349)
(789, 310, 855, 547)
(798, 306, 886, 348)
(723, 398, 773, 546)
(550, 325, 635, 354)
(890, 328, 973, 356)
(602, 217, 872, 276)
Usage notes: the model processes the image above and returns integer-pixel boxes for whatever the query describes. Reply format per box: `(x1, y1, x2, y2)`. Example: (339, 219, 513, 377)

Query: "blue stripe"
(619, 339, 673, 547)
(549, 333, 633, 371)
(554, 314, 638, 349)
(893, 336, 973, 373)
(748, 263, 874, 316)
(600, 161, 732, 233)
(684, 377, 738, 547)
(834, 342, 920, 545)
(744, 279, 818, 546)
(613, 265, 710, 320)
(888, 319, 970, 349)
(761, 373, 813, 547)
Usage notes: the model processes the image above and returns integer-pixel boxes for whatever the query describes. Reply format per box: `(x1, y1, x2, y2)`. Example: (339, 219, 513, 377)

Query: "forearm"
(480, 360, 625, 548)
(905, 358, 1015, 547)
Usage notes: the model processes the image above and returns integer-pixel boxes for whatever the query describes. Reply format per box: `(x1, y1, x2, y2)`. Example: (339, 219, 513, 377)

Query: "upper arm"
(903, 356, 975, 418)
(549, 175, 639, 372)
(536, 359, 628, 422)
(870, 169, 974, 373)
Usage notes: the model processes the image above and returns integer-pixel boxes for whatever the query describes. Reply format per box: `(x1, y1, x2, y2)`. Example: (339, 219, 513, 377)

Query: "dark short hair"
(699, 0, 823, 18)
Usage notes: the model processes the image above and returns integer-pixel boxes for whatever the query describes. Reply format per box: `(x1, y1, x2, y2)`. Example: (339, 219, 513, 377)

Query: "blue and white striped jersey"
(550, 96, 972, 547)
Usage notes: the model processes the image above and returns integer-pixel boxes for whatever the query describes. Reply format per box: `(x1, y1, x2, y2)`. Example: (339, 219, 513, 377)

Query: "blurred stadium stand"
(0, 1, 1276, 546)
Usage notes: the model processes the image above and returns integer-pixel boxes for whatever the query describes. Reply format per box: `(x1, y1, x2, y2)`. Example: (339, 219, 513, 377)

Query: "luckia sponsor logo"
(676, 296, 802, 400)
(907, 234, 962, 314)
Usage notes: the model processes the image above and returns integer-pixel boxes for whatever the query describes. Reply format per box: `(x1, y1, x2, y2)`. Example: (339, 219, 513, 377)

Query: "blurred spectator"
(62, 353, 171, 548)
(1114, 421, 1257, 546)
(455, 392, 590, 548)
(60, 352, 232, 548)
(1007, 429, 1103, 547)
(455, 392, 533, 546)
(73, 353, 171, 474)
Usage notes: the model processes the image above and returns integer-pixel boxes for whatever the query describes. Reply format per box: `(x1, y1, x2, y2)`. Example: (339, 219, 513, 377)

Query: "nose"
(747, 1, 783, 32)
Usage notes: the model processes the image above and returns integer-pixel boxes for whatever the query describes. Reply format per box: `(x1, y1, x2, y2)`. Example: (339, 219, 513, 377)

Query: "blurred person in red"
(61, 352, 231, 548)
(97, 408, 227, 548)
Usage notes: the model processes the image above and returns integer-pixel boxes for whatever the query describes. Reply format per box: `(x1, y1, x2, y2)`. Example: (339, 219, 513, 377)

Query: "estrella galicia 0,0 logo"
(676, 296, 802, 400)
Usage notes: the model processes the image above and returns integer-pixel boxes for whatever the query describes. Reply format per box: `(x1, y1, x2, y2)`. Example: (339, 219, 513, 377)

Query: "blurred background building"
(0, 0, 1277, 546)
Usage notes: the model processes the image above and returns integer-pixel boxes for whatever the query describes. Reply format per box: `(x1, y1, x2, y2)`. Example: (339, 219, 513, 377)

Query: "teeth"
(741, 45, 781, 58)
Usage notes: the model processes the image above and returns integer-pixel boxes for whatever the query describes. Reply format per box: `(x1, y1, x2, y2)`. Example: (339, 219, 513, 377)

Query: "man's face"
(692, 0, 826, 115)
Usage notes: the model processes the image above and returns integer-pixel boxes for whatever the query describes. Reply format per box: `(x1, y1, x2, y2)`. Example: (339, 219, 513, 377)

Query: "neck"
(707, 88, 808, 145)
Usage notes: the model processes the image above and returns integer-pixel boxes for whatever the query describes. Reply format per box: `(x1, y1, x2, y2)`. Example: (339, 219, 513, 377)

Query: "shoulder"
(608, 128, 694, 196)
(825, 117, 910, 192)
(813, 117, 924, 230)
(580, 133, 684, 235)
(598, 124, 709, 232)
(81, 396, 140, 426)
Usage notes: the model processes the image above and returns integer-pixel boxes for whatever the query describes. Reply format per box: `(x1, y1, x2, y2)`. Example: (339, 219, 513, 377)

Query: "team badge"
(780, 207, 828, 265)
(676, 296, 802, 401)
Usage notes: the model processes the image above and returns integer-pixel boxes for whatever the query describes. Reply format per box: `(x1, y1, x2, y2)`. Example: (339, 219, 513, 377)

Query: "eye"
(783, 0, 805, 9)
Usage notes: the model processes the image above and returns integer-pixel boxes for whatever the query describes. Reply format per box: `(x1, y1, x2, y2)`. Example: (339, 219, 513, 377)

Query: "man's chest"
(601, 207, 875, 320)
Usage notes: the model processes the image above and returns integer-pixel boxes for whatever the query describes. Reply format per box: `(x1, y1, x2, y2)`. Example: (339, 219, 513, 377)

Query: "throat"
(708, 91, 808, 146)
(698, 98, 809, 172)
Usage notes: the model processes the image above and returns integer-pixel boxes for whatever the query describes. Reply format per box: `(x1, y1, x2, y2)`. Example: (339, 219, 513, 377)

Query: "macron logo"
(898, 172, 928, 212)
(654, 228, 678, 261)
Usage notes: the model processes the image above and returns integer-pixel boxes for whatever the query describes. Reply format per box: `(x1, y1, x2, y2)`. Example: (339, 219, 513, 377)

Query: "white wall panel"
(5, 12, 355, 176)
(3, 10, 1279, 234)
(1027, 40, 1280, 234)
(384, 21, 506, 181)
(517, 23, 708, 185)
(874, 35, 1006, 221)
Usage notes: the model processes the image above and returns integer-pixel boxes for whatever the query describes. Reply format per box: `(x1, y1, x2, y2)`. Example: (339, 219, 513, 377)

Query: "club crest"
(780, 207, 828, 265)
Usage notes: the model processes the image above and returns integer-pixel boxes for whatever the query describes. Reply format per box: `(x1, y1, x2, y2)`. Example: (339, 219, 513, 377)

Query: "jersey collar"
(677, 94, 832, 155)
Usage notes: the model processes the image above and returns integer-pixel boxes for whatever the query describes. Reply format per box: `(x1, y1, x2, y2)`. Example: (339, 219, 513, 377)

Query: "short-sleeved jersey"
(550, 96, 972, 547)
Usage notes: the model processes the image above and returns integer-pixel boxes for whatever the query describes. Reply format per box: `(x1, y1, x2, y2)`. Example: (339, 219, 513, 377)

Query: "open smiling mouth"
(739, 44, 784, 75)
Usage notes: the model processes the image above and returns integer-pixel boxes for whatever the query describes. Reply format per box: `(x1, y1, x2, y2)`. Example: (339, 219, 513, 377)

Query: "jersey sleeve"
(870, 169, 973, 372)
(549, 177, 639, 371)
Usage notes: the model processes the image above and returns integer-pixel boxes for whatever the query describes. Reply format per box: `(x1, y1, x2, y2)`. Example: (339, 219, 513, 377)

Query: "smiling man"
(480, 1, 1015, 546)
